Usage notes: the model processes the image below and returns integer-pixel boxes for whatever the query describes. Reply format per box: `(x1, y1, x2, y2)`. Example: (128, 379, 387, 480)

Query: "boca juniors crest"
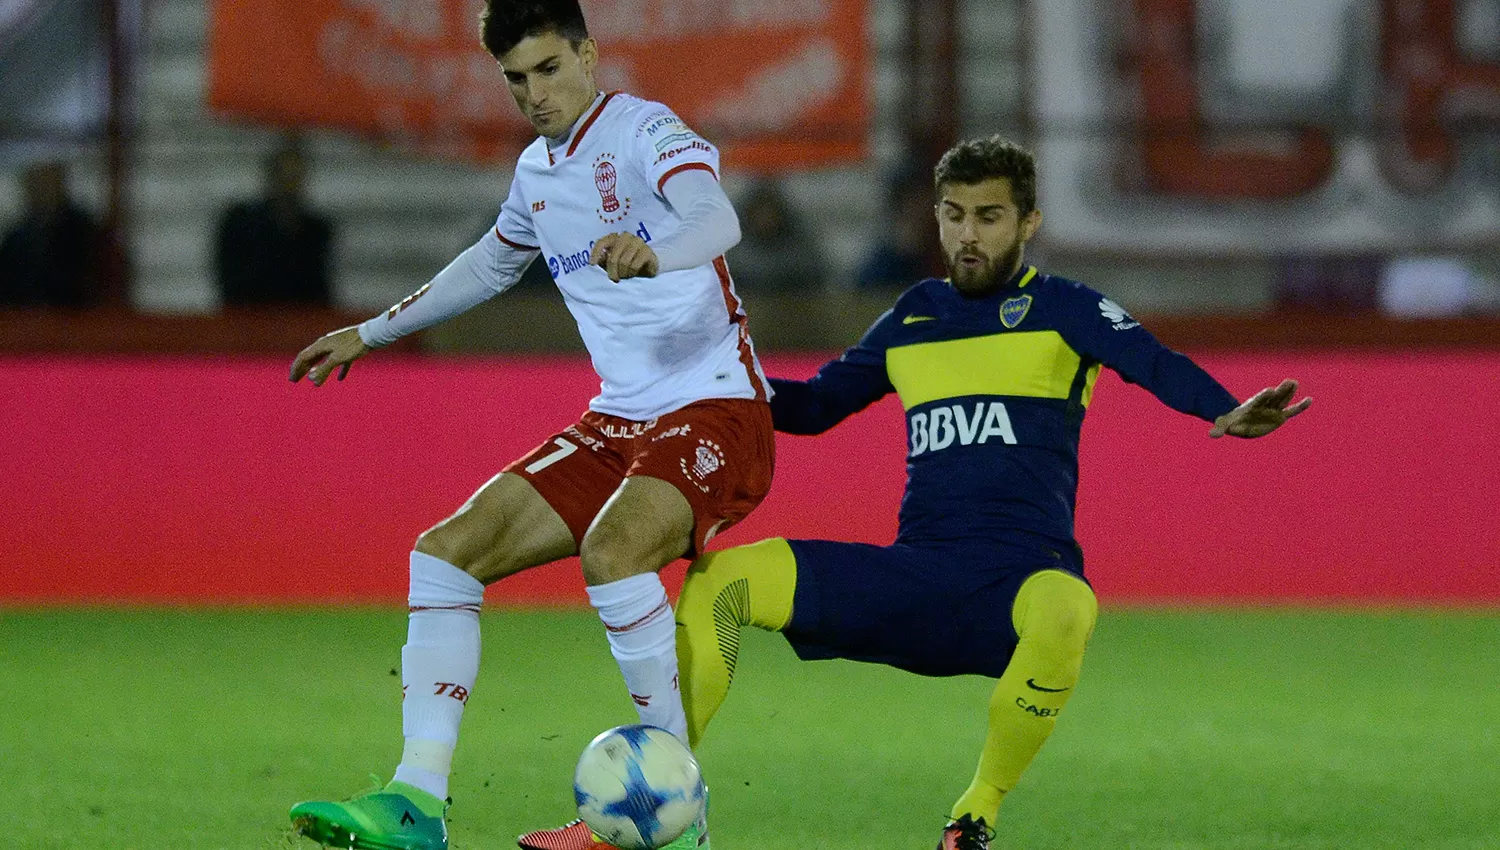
(1000, 294, 1033, 329)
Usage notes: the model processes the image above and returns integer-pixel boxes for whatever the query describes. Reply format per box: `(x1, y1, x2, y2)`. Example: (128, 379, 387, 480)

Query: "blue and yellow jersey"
(770, 266, 1239, 569)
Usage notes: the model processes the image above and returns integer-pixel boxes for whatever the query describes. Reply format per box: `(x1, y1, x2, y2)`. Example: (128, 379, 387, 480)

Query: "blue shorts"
(781, 539, 1087, 679)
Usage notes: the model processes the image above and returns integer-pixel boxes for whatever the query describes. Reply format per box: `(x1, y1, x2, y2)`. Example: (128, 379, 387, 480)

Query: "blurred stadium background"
(3, 1, 1499, 848)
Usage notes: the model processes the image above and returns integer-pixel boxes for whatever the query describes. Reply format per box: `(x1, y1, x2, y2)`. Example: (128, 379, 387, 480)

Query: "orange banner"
(207, 0, 870, 171)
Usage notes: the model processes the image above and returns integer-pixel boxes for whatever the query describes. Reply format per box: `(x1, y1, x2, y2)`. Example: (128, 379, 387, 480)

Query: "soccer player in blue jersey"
(673, 135, 1311, 850)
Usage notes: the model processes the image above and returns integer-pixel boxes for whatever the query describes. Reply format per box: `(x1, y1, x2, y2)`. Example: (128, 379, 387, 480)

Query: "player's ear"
(577, 37, 598, 74)
(1020, 208, 1042, 242)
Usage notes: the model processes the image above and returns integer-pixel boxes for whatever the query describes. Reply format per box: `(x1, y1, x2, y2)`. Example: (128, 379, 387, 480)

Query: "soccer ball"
(573, 724, 705, 850)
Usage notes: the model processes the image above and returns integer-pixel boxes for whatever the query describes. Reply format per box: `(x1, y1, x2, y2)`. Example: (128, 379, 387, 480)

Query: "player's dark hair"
(933, 136, 1037, 216)
(479, 0, 589, 59)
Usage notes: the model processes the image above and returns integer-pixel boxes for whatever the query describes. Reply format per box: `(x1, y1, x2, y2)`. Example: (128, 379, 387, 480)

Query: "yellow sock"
(951, 569, 1098, 825)
(675, 538, 797, 748)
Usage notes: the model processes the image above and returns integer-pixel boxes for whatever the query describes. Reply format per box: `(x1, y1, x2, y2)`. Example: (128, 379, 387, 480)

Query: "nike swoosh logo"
(1026, 678, 1070, 693)
(902, 315, 936, 324)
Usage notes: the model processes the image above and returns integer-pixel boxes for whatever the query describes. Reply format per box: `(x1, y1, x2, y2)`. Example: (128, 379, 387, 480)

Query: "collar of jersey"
(546, 90, 620, 161)
(944, 265, 1039, 300)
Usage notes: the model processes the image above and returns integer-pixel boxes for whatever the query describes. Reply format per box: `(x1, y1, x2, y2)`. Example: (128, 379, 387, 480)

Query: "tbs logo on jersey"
(909, 401, 1017, 457)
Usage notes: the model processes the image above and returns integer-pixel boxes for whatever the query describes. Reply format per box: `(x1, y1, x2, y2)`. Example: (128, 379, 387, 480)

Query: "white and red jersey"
(495, 92, 767, 421)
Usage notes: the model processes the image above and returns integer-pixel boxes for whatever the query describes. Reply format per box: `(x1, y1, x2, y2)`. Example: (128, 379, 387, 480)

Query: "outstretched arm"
(1060, 285, 1240, 422)
(771, 311, 897, 434)
(1059, 284, 1311, 438)
(1209, 379, 1312, 438)
(289, 227, 535, 386)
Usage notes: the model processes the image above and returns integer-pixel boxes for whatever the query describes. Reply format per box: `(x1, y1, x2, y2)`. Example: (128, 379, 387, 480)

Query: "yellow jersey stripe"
(1080, 362, 1102, 408)
(886, 331, 1084, 409)
(1016, 266, 1038, 288)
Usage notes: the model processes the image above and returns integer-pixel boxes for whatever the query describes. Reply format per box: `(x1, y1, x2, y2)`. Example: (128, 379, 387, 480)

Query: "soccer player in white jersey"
(285, 3, 769, 849)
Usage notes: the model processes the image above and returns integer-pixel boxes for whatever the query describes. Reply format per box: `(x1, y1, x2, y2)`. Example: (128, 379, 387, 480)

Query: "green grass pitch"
(2, 608, 1497, 849)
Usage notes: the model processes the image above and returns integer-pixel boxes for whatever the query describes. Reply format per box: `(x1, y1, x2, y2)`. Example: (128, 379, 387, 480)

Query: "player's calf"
(951, 569, 1098, 827)
(578, 477, 699, 740)
(675, 537, 797, 747)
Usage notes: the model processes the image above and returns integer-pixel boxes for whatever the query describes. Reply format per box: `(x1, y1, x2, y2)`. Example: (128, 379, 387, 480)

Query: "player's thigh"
(782, 540, 1039, 678)
(624, 398, 776, 558)
(415, 471, 577, 584)
(578, 475, 696, 586)
(429, 417, 636, 585)
(418, 418, 629, 582)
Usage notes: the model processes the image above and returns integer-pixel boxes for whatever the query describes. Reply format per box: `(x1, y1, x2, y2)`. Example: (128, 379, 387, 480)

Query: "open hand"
(1209, 379, 1312, 438)
(591, 232, 659, 282)
(289, 325, 370, 386)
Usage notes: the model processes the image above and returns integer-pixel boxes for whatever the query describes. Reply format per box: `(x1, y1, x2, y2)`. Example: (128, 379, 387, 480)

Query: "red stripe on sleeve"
(656, 162, 719, 196)
(494, 227, 538, 252)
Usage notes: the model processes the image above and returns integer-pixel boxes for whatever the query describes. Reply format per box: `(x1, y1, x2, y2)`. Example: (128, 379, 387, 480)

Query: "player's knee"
(684, 538, 796, 632)
(678, 546, 752, 625)
(1028, 601, 1094, 654)
(1017, 573, 1098, 651)
(413, 523, 477, 574)
(579, 515, 674, 585)
(415, 506, 525, 581)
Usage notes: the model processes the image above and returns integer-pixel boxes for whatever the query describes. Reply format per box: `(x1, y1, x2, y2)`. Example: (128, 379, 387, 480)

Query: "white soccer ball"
(573, 724, 705, 850)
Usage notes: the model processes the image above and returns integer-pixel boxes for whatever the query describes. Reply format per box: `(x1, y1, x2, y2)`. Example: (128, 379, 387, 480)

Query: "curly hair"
(479, 0, 589, 59)
(933, 136, 1037, 216)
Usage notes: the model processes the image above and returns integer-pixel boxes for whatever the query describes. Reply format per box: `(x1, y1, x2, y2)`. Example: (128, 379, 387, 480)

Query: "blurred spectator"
(857, 171, 937, 289)
(1272, 253, 1382, 312)
(0, 160, 104, 308)
(727, 177, 827, 292)
(216, 141, 335, 307)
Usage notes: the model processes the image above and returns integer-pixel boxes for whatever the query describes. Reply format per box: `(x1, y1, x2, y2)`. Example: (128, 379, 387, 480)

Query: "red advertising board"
(207, 0, 870, 170)
(3, 353, 1496, 605)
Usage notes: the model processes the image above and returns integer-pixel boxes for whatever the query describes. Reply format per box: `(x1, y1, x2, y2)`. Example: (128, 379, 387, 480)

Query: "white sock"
(586, 573, 688, 742)
(393, 551, 484, 800)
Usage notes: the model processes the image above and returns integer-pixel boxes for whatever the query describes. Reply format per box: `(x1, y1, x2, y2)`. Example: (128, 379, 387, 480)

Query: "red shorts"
(504, 398, 774, 557)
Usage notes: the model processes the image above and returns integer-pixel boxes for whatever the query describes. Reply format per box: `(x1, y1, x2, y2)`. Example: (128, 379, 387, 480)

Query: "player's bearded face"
(937, 178, 1040, 296)
(499, 33, 600, 138)
(944, 232, 1025, 294)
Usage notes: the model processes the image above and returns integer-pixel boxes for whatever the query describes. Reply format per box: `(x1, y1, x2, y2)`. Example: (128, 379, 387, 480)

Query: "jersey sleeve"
(770, 310, 899, 434)
(1056, 282, 1239, 422)
(631, 104, 721, 198)
(493, 173, 539, 251)
(357, 228, 535, 347)
(651, 167, 741, 273)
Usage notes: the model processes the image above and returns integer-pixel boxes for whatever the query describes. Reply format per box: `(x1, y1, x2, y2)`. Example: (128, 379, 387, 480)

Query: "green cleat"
(659, 818, 708, 850)
(289, 780, 448, 850)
